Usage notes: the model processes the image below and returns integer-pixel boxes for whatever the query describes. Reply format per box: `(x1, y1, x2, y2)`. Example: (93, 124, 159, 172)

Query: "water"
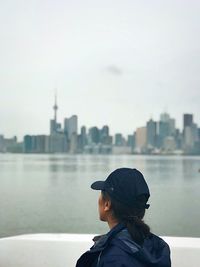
(0, 154, 200, 238)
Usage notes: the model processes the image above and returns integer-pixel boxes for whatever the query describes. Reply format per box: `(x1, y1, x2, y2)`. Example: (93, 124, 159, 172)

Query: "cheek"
(98, 195, 103, 211)
(98, 195, 106, 220)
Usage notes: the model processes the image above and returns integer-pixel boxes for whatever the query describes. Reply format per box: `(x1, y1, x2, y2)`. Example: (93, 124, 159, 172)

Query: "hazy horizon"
(0, 0, 200, 140)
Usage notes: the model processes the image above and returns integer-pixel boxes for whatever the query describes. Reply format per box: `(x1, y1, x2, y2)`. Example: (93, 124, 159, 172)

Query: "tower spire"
(53, 89, 58, 122)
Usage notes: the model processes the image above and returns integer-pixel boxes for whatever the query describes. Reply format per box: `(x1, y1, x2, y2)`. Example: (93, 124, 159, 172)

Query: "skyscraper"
(183, 114, 193, 128)
(79, 126, 87, 150)
(157, 112, 176, 148)
(115, 133, 124, 146)
(100, 125, 111, 145)
(160, 112, 170, 122)
(135, 127, 147, 152)
(88, 127, 100, 144)
(64, 115, 78, 140)
(183, 114, 199, 154)
(146, 119, 157, 148)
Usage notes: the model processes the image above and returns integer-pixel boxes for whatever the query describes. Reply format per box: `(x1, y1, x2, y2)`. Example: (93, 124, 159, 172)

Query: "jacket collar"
(91, 223, 126, 252)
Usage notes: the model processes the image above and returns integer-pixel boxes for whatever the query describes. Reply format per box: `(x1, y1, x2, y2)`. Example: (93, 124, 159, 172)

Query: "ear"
(104, 199, 112, 212)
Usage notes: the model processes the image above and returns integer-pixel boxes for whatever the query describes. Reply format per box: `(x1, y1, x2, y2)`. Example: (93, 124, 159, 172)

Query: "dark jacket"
(76, 223, 171, 267)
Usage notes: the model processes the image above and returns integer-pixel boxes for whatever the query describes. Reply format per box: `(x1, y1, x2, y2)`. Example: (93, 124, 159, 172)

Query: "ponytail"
(125, 215, 150, 245)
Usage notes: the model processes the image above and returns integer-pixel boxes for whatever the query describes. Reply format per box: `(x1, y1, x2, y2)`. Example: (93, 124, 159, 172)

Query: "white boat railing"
(0, 234, 200, 267)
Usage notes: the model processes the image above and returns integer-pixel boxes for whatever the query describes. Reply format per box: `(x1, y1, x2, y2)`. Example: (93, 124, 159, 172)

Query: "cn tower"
(53, 91, 58, 123)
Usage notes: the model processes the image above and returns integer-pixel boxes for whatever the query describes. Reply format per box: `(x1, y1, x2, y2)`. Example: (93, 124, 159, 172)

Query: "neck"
(107, 218, 119, 230)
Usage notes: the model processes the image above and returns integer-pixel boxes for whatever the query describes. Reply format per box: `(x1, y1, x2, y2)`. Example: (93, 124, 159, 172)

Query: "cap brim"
(91, 181, 105, 190)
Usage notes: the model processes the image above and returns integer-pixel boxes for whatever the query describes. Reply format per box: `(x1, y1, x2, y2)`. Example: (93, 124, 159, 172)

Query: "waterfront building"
(0, 135, 6, 152)
(174, 129, 183, 150)
(183, 114, 199, 154)
(157, 121, 170, 148)
(183, 114, 193, 128)
(183, 114, 194, 150)
(69, 132, 78, 153)
(168, 118, 176, 136)
(146, 119, 157, 149)
(100, 125, 109, 144)
(100, 144, 112, 154)
(160, 112, 170, 122)
(127, 134, 135, 151)
(88, 127, 100, 144)
(64, 115, 78, 140)
(49, 133, 68, 153)
(50, 120, 62, 135)
(78, 126, 87, 151)
(99, 126, 112, 146)
(135, 127, 147, 153)
(184, 123, 199, 154)
(101, 125, 109, 137)
(112, 146, 132, 154)
(4, 136, 21, 153)
(114, 133, 125, 146)
(63, 115, 78, 152)
(24, 135, 49, 153)
(35, 135, 50, 153)
(184, 126, 194, 153)
(163, 136, 176, 153)
(157, 113, 176, 149)
(24, 135, 32, 153)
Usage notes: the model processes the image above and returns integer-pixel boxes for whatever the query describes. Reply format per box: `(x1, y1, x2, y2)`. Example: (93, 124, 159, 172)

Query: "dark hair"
(102, 190, 150, 246)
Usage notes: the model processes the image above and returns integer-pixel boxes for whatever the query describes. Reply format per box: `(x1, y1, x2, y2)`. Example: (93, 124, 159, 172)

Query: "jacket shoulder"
(100, 254, 146, 267)
(99, 242, 144, 267)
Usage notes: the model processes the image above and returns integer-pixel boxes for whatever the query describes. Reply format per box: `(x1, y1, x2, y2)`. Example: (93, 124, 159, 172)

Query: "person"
(76, 168, 171, 267)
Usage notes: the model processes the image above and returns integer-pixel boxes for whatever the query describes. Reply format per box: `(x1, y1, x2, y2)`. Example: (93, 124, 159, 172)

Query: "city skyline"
(1, 108, 199, 154)
(0, 95, 199, 154)
(0, 1, 200, 140)
(1, 101, 199, 142)
(0, 102, 199, 142)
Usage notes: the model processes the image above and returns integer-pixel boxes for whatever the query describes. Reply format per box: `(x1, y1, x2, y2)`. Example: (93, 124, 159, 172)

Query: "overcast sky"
(0, 0, 200, 140)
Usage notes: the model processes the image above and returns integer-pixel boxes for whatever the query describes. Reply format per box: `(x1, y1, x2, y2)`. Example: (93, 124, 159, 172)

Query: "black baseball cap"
(91, 168, 150, 209)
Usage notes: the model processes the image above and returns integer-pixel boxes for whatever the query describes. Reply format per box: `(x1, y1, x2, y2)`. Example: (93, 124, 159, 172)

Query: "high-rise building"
(183, 114, 193, 128)
(79, 126, 87, 150)
(88, 127, 100, 144)
(24, 135, 50, 153)
(156, 112, 177, 150)
(160, 112, 176, 135)
(101, 125, 109, 136)
(115, 133, 124, 146)
(49, 134, 68, 153)
(175, 129, 183, 150)
(24, 135, 33, 153)
(135, 127, 147, 152)
(100, 125, 111, 145)
(157, 121, 170, 148)
(146, 119, 157, 148)
(163, 136, 176, 152)
(160, 112, 170, 122)
(183, 114, 199, 154)
(0, 135, 5, 152)
(69, 132, 78, 153)
(183, 123, 199, 154)
(127, 134, 135, 151)
(64, 115, 78, 140)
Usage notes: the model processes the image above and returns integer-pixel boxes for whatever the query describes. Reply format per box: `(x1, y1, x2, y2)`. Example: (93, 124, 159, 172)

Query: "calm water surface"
(0, 154, 200, 238)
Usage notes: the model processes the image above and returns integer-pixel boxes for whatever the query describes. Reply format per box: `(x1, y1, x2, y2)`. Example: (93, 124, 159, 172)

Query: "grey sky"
(0, 0, 200, 140)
